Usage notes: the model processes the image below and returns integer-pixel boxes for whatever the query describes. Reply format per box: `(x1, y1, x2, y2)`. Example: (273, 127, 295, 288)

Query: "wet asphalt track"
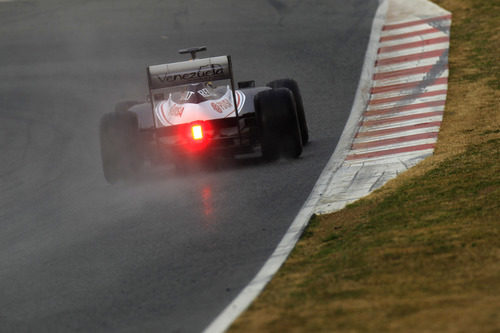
(0, 0, 378, 331)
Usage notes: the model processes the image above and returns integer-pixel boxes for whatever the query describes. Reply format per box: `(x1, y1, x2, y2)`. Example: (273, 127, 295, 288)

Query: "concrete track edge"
(202, 1, 388, 332)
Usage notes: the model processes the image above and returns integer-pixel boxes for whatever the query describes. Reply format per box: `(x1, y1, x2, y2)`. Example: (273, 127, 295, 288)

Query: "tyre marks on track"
(315, 0, 451, 214)
(347, 13, 450, 162)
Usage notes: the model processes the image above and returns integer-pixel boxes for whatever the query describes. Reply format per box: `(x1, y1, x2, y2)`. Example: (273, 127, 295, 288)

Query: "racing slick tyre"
(255, 88, 303, 161)
(99, 111, 142, 184)
(267, 79, 309, 145)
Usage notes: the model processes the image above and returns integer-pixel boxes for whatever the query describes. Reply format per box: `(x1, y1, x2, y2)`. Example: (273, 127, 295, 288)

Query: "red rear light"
(182, 122, 212, 152)
(192, 125, 203, 140)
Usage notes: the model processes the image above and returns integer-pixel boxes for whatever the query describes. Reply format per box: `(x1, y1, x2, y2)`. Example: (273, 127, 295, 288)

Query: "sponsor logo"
(169, 104, 184, 118)
(197, 88, 211, 98)
(157, 64, 225, 83)
(180, 91, 194, 101)
(211, 98, 233, 113)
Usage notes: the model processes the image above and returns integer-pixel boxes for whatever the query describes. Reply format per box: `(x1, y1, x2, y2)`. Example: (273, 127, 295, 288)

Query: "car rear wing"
(146, 54, 241, 141)
(147, 56, 232, 89)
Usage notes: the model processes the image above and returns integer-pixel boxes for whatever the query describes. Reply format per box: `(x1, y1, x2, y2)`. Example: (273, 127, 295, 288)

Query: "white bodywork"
(154, 89, 245, 127)
(148, 56, 246, 128)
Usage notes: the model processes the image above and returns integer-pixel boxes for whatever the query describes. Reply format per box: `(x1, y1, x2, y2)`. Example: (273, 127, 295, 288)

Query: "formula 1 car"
(99, 47, 308, 183)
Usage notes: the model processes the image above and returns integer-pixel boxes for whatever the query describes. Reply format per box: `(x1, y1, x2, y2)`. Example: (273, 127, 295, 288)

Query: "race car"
(99, 46, 309, 183)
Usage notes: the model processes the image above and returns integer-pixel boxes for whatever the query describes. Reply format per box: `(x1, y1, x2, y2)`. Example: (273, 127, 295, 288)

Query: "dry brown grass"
(229, 0, 500, 332)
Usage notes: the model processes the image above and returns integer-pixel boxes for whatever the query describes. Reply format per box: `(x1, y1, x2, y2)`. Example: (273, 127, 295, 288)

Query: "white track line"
(203, 0, 452, 331)
(379, 31, 448, 47)
(377, 42, 449, 59)
(350, 138, 438, 155)
(375, 56, 443, 73)
(345, 148, 435, 165)
(353, 126, 441, 143)
(380, 23, 450, 37)
(359, 117, 445, 133)
(371, 83, 448, 99)
(364, 106, 445, 122)
(202, 1, 389, 332)
(366, 95, 447, 111)
(373, 69, 449, 87)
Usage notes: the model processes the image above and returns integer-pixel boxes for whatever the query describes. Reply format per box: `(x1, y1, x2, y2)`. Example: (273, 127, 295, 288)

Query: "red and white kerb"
(347, 14, 451, 163)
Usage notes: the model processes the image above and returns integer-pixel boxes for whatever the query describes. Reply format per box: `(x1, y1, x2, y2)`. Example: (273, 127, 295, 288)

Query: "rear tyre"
(267, 79, 309, 145)
(99, 110, 142, 184)
(255, 88, 303, 161)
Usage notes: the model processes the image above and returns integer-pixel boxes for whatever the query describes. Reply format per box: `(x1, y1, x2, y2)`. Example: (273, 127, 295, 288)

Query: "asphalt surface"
(0, 0, 378, 331)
